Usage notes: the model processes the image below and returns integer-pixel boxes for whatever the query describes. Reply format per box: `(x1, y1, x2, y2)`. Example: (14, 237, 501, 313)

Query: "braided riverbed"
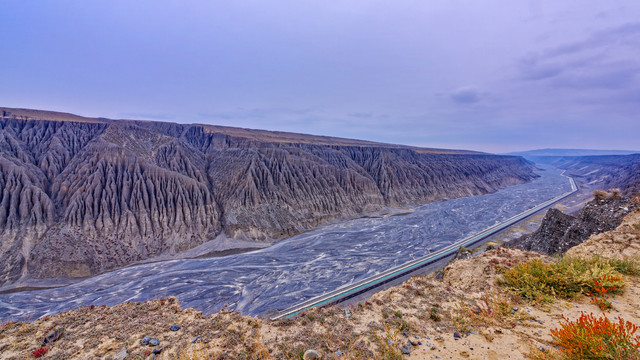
(0, 165, 571, 320)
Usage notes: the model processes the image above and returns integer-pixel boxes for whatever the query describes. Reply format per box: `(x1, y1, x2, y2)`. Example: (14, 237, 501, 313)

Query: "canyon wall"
(0, 108, 537, 284)
(524, 154, 640, 196)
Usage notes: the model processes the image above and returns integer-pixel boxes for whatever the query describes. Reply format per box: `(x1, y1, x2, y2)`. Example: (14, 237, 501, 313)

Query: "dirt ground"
(2, 210, 640, 360)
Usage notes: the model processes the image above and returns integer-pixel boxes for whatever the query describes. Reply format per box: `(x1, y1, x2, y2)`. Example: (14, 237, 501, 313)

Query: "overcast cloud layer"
(1, 1, 638, 153)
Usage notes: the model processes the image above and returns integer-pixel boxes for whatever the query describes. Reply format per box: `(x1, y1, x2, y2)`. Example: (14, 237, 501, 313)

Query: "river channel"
(0, 165, 571, 319)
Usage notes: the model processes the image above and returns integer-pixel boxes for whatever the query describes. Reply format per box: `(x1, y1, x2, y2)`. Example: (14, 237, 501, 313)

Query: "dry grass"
(452, 290, 532, 333)
(3, 213, 640, 360)
(593, 189, 622, 200)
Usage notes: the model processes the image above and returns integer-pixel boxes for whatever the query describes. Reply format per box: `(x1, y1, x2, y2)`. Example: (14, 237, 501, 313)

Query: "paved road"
(0, 166, 573, 320)
(273, 173, 577, 319)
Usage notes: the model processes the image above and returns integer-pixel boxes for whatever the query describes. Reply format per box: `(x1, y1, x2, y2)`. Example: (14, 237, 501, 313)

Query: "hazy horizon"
(1, 1, 639, 153)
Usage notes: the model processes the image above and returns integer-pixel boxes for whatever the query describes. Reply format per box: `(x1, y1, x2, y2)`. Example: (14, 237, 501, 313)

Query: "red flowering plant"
(550, 312, 640, 360)
(32, 347, 49, 358)
(588, 277, 617, 311)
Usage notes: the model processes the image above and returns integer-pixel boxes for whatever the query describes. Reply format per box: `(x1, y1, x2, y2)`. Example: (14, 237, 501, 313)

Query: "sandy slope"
(1, 210, 640, 359)
(567, 209, 640, 259)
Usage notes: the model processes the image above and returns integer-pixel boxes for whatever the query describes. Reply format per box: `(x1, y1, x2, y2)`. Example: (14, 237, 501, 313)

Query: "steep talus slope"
(507, 195, 636, 255)
(0, 107, 537, 285)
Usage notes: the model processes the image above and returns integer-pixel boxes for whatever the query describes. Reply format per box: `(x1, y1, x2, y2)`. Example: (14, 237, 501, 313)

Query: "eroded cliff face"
(529, 154, 640, 196)
(0, 108, 537, 284)
(563, 155, 640, 196)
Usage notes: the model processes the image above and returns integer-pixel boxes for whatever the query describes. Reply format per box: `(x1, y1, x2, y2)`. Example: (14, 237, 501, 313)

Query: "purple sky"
(1, 1, 639, 153)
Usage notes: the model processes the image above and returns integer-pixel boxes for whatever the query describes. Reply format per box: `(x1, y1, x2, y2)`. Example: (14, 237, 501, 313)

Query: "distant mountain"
(0, 107, 537, 286)
(507, 148, 640, 157)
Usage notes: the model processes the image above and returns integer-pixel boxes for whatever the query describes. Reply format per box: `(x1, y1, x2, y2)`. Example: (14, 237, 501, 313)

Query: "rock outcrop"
(507, 196, 637, 255)
(0, 107, 537, 285)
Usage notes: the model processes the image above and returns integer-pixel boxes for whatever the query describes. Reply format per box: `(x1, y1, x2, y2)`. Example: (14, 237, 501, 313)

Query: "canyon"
(0, 107, 536, 286)
(516, 151, 640, 196)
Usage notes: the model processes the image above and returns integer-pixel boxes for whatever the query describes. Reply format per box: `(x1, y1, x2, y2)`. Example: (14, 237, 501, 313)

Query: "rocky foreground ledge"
(2, 207, 640, 359)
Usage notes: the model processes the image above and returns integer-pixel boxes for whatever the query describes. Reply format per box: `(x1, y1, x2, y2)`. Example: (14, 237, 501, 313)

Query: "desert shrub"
(593, 189, 610, 200)
(561, 257, 625, 295)
(429, 307, 441, 322)
(499, 257, 626, 303)
(473, 291, 524, 322)
(593, 188, 622, 200)
(452, 291, 529, 332)
(610, 188, 622, 199)
(550, 312, 640, 360)
(607, 258, 640, 276)
(373, 323, 403, 360)
(459, 246, 474, 254)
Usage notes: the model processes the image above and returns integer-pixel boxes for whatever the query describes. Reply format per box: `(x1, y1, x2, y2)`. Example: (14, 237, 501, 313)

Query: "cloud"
(347, 112, 373, 118)
(517, 22, 640, 90)
(450, 87, 482, 104)
(546, 22, 640, 58)
(518, 55, 564, 80)
(555, 63, 639, 89)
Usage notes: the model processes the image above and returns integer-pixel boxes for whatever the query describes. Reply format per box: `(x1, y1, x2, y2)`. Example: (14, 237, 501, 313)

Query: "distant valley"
(0, 107, 537, 286)
(508, 148, 639, 157)
(520, 153, 640, 196)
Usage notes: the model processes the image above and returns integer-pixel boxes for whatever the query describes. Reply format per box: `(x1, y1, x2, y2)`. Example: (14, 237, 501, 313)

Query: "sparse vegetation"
(1, 320, 18, 331)
(593, 189, 610, 200)
(458, 245, 474, 254)
(452, 291, 530, 333)
(2, 209, 640, 360)
(499, 257, 629, 303)
(429, 306, 441, 322)
(593, 188, 623, 201)
(373, 323, 403, 360)
(607, 258, 640, 276)
(588, 277, 616, 311)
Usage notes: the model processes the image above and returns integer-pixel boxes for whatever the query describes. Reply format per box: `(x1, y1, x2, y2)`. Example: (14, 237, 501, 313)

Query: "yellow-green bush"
(498, 257, 629, 303)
